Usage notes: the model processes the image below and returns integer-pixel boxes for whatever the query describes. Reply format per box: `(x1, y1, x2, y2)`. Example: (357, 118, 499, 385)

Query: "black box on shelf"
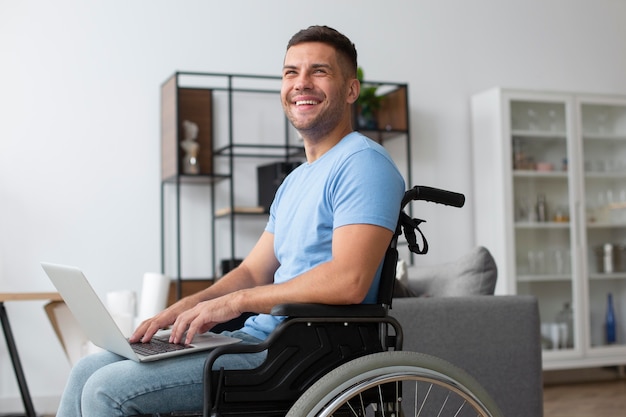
(220, 258, 243, 276)
(257, 161, 301, 212)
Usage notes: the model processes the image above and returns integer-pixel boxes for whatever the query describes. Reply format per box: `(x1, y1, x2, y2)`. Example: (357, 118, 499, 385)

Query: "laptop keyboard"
(130, 336, 192, 356)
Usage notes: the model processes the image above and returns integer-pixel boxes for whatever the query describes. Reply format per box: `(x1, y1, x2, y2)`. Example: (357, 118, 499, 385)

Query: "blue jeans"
(56, 331, 265, 417)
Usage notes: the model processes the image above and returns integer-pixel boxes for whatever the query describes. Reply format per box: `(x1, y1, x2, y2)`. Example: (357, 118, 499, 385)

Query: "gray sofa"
(390, 247, 543, 417)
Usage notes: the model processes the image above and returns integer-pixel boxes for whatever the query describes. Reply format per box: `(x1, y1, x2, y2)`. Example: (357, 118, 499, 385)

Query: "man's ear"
(347, 78, 360, 104)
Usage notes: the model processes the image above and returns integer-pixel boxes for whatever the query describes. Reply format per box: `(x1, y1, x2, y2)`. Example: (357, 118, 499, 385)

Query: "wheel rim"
(315, 367, 492, 417)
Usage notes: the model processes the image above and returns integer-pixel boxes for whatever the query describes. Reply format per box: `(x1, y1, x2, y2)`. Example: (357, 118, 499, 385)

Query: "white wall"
(1, 0, 626, 412)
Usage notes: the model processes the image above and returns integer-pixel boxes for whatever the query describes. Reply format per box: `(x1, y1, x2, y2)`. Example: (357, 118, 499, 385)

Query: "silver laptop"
(41, 262, 240, 362)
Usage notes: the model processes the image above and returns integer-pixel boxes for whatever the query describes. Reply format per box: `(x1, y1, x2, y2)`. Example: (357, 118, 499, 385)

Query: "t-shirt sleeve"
(330, 149, 405, 232)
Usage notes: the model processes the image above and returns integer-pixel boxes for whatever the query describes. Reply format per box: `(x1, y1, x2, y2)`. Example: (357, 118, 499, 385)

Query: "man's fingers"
(141, 322, 162, 343)
(129, 320, 153, 343)
(170, 312, 193, 344)
(184, 321, 200, 345)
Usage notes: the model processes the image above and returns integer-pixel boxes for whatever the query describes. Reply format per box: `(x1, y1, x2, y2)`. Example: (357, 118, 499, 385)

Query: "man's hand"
(129, 297, 196, 344)
(129, 232, 278, 345)
(168, 293, 244, 345)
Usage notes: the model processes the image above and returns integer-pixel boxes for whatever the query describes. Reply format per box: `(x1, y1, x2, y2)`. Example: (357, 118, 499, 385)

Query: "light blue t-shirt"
(241, 132, 405, 340)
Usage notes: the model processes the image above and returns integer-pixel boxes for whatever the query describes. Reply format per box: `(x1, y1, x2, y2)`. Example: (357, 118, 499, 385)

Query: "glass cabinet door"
(579, 99, 626, 350)
(509, 98, 576, 352)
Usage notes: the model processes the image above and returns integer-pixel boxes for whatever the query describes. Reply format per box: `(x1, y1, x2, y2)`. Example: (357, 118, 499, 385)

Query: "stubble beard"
(286, 99, 346, 143)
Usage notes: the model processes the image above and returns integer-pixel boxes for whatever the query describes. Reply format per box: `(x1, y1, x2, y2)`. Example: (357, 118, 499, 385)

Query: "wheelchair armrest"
(270, 302, 387, 318)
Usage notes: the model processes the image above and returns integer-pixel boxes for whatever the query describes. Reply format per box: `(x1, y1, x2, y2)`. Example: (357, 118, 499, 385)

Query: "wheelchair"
(140, 186, 503, 417)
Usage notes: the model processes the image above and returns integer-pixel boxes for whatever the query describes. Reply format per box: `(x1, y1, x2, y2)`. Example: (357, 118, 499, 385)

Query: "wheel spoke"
(416, 384, 433, 416)
(414, 380, 418, 417)
(436, 392, 451, 417)
(452, 400, 466, 417)
(360, 392, 366, 416)
(345, 398, 358, 416)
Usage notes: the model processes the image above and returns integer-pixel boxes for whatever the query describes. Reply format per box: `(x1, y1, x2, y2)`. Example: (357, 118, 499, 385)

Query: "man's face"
(281, 42, 356, 139)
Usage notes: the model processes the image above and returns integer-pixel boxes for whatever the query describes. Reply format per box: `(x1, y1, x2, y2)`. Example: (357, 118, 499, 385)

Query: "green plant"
(356, 67, 382, 129)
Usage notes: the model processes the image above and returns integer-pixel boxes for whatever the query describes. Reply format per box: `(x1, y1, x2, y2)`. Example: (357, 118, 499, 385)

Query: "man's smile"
(295, 100, 320, 106)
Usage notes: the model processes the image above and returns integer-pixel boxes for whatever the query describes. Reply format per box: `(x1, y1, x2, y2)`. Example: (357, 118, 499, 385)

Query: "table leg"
(0, 302, 37, 417)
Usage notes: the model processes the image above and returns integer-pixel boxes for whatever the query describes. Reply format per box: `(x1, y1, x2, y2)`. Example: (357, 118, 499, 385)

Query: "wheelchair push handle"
(402, 185, 465, 209)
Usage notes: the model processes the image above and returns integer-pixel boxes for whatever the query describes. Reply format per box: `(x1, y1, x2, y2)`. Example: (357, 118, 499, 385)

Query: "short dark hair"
(287, 25, 358, 77)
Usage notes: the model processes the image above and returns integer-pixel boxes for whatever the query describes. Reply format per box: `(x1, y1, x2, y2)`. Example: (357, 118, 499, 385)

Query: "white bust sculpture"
(181, 120, 200, 174)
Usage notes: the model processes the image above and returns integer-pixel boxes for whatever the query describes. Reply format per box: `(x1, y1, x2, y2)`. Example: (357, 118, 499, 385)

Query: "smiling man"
(56, 25, 405, 416)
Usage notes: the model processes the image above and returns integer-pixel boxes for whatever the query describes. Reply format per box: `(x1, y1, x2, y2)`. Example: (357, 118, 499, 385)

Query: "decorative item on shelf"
(606, 292, 616, 344)
(515, 197, 530, 222)
(220, 258, 243, 276)
(355, 67, 382, 130)
(512, 138, 535, 170)
(596, 111, 609, 134)
(536, 194, 548, 222)
(550, 247, 570, 275)
(540, 322, 567, 350)
(556, 302, 574, 348)
(526, 107, 538, 131)
(257, 161, 302, 213)
(547, 109, 558, 132)
(553, 205, 569, 223)
(535, 162, 553, 172)
(527, 249, 546, 275)
(180, 119, 200, 174)
(594, 243, 624, 274)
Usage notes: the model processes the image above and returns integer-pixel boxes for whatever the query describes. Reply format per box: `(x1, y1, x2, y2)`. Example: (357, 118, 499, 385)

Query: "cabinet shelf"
(214, 206, 266, 217)
(512, 130, 567, 139)
(515, 221, 570, 229)
(518, 274, 572, 283)
(214, 143, 305, 159)
(162, 173, 231, 184)
(583, 134, 626, 141)
(513, 170, 568, 179)
(589, 273, 626, 280)
(588, 344, 626, 353)
(587, 221, 626, 229)
(584, 172, 626, 179)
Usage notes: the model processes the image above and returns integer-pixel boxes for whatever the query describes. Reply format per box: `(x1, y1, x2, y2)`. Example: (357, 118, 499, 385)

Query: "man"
(56, 25, 405, 416)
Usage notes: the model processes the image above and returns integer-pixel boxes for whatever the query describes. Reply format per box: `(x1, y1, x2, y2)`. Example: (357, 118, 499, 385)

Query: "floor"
(543, 367, 626, 417)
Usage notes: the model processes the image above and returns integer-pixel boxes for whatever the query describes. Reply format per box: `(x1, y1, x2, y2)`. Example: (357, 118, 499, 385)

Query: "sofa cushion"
(394, 246, 497, 297)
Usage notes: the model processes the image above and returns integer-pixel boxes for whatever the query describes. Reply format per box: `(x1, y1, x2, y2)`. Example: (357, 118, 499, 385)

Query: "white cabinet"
(471, 88, 626, 370)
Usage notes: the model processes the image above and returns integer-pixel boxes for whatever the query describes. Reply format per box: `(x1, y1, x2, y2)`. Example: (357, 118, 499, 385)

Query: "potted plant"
(355, 67, 382, 130)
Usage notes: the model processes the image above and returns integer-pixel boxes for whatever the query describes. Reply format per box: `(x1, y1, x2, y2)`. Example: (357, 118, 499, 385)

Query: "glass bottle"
(536, 194, 548, 222)
(606, 293, 616, 344)
(556, 302, 574, 348)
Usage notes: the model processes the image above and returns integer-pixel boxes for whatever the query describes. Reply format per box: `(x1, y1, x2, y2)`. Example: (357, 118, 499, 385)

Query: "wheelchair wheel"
(286, 351, 503, 417)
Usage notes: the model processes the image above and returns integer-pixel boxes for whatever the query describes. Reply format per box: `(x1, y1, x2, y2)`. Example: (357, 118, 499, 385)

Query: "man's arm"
(169, 223, 392, 345)
(241, 223, 393, 306)
(130, 231, 279, 343)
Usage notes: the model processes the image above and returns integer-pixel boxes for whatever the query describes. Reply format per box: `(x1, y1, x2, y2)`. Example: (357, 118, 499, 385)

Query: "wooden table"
(0, 293, 62, 417)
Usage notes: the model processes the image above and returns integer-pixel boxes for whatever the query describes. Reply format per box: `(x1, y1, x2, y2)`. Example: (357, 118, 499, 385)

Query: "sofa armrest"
(390, 295, 543, 417)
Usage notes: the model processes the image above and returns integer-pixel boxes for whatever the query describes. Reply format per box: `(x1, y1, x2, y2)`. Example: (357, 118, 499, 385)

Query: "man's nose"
(294, 73, 313, 91)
